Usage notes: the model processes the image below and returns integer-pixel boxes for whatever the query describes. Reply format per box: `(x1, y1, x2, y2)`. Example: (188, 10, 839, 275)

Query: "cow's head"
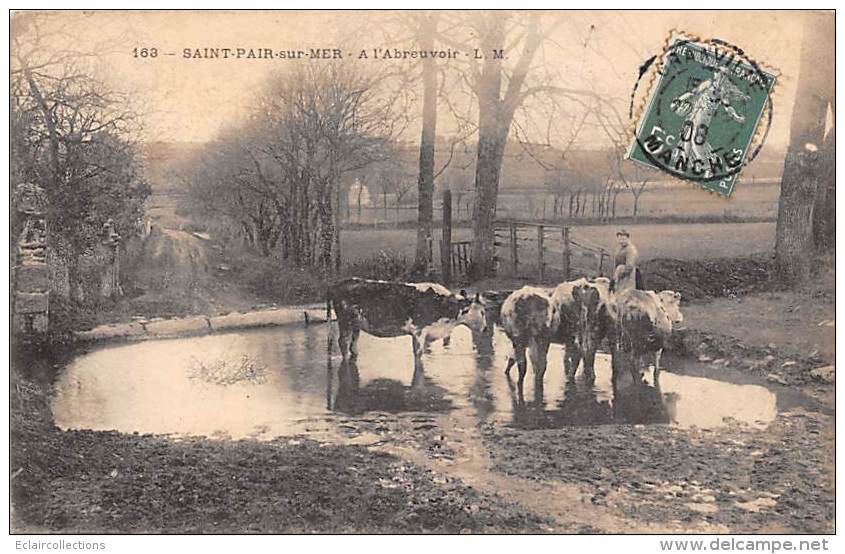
(656, 290, 684, 324)
(456, 291, 487, 334)
(591, 277, 612, 304)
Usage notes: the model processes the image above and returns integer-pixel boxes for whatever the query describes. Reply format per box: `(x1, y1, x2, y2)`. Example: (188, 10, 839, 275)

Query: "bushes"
(221, 247, 325, 305)
(221, 247, 412, 306)
(343, 250, 410, 281)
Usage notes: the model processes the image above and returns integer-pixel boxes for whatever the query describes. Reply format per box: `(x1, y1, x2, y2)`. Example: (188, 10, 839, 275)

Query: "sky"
(12, 10, 829, 152)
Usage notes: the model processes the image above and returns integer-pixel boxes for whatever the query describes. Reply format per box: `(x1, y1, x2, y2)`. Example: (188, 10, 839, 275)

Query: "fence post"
(597, 248, 606, 276)
(509, 222, 518, 274)
(441, 190, 452, 284)
(561, 226, 571, 280)
(537, 225, 545, 283)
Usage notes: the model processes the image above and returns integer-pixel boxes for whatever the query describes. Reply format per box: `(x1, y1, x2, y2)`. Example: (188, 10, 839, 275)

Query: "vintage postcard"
(9, 8, 835, 541)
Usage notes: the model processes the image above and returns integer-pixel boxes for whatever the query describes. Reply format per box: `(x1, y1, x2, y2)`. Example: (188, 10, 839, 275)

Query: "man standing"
(612, 229, 643, 292)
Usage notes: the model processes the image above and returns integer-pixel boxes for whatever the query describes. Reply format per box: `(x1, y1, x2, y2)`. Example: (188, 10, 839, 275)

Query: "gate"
(493, 219, 609, 282)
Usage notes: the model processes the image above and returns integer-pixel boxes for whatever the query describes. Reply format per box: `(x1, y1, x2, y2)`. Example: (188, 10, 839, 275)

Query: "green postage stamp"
(628, 37, 777, 196)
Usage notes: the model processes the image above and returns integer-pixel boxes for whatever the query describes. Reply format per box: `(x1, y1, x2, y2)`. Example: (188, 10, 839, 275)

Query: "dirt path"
(117, 226, 265, 320)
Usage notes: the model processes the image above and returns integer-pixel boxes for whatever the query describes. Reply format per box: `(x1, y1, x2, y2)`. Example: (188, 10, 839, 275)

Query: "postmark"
(628, 35, 777, 196)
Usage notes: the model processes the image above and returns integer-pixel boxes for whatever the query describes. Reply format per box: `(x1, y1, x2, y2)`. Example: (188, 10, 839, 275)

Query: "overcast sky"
(15, 10, 828, 151)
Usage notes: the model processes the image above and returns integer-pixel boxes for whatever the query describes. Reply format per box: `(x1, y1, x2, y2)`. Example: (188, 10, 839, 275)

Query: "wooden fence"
(437, 190, 612, 283)
(492, 219, 610, 281)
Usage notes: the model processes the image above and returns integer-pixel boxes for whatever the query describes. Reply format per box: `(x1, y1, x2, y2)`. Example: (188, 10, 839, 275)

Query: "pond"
(53, 324, 780, 440)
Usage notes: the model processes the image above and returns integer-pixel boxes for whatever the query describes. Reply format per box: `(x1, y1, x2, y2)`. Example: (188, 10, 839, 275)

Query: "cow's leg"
(411, 332, 423, 359)
(513, 343, 528, 400)
(583, 347, 597, 382)
(564, 341, 581, 382)
(530, 337, 550, 405)
(505, 355, 516, 376)
(529, 337, 550, 383)
(337, 324, 352, 361)
(349, 328, 361, 360)
(653, 348, 663, 384)
(629, 352, 644, 385)
(611, 347, 624, 389)
(504, 339, 517, 376)
(411, 355, 425, 389)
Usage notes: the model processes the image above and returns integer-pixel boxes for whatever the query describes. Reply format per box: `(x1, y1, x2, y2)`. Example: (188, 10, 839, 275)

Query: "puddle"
(53, 324, 782, 439)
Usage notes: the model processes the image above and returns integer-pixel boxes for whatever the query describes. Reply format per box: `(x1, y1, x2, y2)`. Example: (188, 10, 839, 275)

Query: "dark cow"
(609, 288, 683, 383)
(550, 277, 612, 382)
(500, 286, 559, 398)
(326, 278, 487, 360)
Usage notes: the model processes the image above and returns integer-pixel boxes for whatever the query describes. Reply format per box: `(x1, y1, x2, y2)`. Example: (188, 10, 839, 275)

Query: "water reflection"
(509, 377, 614, 429)
(327, 357, 454, 415)
(53, 324, 779, 440)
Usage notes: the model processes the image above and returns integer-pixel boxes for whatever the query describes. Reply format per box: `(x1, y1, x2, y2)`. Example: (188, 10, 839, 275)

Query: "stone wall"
(13, 183, 50, 336)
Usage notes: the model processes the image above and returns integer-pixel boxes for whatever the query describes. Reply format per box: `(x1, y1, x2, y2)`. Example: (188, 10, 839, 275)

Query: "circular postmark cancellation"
(627, 34, 777, 197)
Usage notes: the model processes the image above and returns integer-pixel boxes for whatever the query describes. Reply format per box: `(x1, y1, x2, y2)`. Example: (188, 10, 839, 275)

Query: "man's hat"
(616, 228, 630, 237)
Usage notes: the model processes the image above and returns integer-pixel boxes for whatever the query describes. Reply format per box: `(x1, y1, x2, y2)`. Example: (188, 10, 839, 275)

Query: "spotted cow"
(326, 278, 487, 360)
(550, 277, 612, 382)
(609, 288, 684, 383)
(500, 286, 560, 397)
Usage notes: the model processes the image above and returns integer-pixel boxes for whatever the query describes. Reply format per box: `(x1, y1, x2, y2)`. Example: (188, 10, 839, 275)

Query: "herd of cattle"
(326, 275, 683, 397)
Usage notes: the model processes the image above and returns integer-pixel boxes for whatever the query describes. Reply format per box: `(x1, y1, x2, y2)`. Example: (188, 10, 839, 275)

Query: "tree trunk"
(470, 119, 509, 278)
(632, 192, 640, 223)
(334, 179, 342, 273)
(469, 18, 507, 279)
(318, 193, 334, 278)
(415, 14, 438, 271)
(469, 14, 541, 279)
(812, 122, 835, 251)
(775, 13, 834, 284)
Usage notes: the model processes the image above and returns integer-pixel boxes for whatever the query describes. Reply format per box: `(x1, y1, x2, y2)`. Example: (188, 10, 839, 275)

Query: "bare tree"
(11, 14, 148, 301)
(463, 14, 545, 277)
(591, 95, 655, 222)
(185, 63, 398, 275)
(414, 13, 440, 270)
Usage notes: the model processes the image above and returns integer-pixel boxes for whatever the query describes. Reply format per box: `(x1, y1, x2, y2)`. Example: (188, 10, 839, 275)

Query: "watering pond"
(53, 324, 788, 440)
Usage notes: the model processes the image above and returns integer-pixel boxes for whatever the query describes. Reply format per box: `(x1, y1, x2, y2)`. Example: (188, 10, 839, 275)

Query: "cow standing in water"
(550, 277, 612, 382)
(609, 288, 684, 384)
(326, 278, 487, 361)
(500, 286, 560, 399)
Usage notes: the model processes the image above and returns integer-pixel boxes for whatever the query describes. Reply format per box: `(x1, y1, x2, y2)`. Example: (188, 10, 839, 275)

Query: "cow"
(549, 277, 612, 382)
(608, 288, 684, 384)
(326, 277, 487, 361)
(500, 286, 560, 399)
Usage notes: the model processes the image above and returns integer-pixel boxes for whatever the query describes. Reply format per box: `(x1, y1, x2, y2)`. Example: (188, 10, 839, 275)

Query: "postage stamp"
(628, 37, 777, 196)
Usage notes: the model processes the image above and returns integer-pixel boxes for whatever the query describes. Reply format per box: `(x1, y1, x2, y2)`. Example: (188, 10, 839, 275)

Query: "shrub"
(220, 247, 325, 305)
(343, 250, 410, 281)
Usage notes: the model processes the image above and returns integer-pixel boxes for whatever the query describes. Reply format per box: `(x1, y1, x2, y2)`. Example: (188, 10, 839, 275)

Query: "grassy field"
(340, 221, 776, 268)
(495, 182, 780, 222)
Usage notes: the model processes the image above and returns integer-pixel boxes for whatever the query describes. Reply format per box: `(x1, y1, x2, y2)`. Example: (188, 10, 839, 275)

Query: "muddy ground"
(11, 256, 835, 534)
(11, 368, 550, 534)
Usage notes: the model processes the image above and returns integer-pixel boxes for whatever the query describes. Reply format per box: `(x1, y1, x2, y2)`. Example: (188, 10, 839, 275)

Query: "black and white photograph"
(8, 8, 837, 540)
